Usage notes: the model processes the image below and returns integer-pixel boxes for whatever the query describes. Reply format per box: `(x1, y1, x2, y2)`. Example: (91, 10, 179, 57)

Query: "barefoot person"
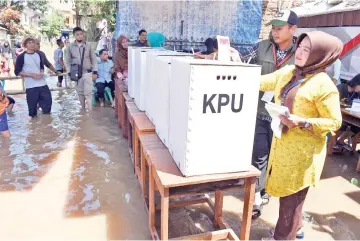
(67, 27, 98, 112)
(14, 37, 52, 118)
(259, 31, 343, 240)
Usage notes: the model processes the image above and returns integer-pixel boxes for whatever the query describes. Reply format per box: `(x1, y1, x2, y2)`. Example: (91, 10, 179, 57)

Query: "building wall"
(114, 1, 262, 45)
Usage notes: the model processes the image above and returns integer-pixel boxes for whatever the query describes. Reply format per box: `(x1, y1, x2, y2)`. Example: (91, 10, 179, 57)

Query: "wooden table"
(133, 114, 156, 184)
(328, 108, 360, 172)
(138, 133, 167, 203)
(126, 102, 143, 166)
(146, 149, 260, 240)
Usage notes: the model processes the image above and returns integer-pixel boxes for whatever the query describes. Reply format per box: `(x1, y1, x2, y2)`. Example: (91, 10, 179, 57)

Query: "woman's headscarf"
(114, 35, 128, 73)
(282, 31, 343, 112)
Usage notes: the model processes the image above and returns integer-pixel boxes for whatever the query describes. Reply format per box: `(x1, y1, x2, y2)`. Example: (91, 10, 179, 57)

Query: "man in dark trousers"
(239, 10, 298, 219)
(14, 37, 52, 117)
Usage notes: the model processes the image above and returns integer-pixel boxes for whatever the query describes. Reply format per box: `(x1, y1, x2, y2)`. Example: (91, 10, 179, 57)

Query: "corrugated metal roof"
(292, 0, 360, 17)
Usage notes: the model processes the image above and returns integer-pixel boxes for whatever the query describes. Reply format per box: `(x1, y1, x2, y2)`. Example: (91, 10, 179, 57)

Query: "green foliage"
(40, 12, 65, 38)
(26, 0, 49, 13)
(75, 0, 115, 28)
(0, 5, 21, 34)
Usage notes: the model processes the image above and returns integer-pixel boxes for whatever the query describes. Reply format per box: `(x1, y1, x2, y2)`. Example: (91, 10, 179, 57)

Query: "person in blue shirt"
(95, 49, 114, 107)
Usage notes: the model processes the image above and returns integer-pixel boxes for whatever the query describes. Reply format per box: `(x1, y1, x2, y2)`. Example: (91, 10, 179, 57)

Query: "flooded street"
(0, 82, 359, 240)
(0, 88, 150, 240)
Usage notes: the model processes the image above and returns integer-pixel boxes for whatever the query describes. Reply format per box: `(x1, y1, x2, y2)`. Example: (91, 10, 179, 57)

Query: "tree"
(0, 5, 22, 34)
(40, 12, 65, 38)
(74, 0, 116, 36)
(26, 0, 49, 14)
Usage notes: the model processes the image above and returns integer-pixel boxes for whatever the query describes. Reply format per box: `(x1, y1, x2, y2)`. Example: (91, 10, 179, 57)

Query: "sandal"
(261, 192, 271, 205)
(252, 204, 262, 219)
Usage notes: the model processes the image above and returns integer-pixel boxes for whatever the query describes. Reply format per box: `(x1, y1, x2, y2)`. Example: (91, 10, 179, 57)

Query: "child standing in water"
(0, 89, 10, 137)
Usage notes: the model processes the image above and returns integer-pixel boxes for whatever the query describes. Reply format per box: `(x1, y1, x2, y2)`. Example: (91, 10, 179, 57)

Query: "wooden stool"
(146, 149, 260, 240)
(118, 91, 132, 131)
(138, 133, 167, 206)
(133, 114, 155, 183)
(172, 229, 239, 240)
(126, 102, 142, 165)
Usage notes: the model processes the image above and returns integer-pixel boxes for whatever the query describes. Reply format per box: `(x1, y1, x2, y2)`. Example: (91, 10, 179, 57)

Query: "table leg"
(134, 128, 139, 169)
(240, 177, 256, 240)
(149, 166, 158, 239)
(357, 156, 360, 173)
(327, 135, 336, 155)
(214, 190, 224, 228)
(141, 146, 147, 199)
(161, 187, 170, 240)
(115, 95, 118, 118)
(352, 133, 360, 155)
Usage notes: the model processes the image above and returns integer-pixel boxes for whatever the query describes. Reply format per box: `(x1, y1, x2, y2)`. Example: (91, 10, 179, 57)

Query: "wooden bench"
(133, 114, 156, 184)
(146, 149, 260, 240)
(126, 102, 143, 165)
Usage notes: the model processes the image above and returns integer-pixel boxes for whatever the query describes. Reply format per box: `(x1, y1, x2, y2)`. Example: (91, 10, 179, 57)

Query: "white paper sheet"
(261, 91, 274, 102)
(265, 102, 290, 139)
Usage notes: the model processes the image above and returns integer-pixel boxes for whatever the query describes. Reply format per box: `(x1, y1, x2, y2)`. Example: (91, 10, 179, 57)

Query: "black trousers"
(95, 81, 115, 99)
(252, 118, 273, 193)
(57, 69, 63, 84)
(26, 85, 52, 117)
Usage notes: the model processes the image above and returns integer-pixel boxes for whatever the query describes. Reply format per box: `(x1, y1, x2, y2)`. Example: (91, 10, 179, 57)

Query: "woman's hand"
(117, 72, 123, 79)
(279, 114, 306, 129)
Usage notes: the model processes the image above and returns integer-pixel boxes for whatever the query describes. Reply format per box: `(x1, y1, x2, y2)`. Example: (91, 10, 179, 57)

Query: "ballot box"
(168, 58, 261, 176)
(128, 47, 151, 98)
(133, 48, 167, 111)
(145, 51, 193, 125)
(151, 55, 194, 148)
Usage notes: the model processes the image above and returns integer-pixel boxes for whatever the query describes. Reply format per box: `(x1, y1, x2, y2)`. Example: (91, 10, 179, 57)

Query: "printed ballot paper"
(265, 102, 290, 139)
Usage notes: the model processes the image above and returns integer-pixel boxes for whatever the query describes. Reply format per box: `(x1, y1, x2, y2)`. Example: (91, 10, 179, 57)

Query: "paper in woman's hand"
(265, 103, 290, 139)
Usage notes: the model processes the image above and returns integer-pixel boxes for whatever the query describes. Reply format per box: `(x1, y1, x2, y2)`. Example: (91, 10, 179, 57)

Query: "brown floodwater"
(0, 89, 150, 240)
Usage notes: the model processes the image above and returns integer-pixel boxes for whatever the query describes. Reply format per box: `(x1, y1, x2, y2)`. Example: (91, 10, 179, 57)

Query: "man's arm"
(40, 51, 56, 73)
(238, 42, 259, 64)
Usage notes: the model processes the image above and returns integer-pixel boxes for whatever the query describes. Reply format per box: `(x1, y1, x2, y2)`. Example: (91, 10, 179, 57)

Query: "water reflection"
(0, 89, 149, 239)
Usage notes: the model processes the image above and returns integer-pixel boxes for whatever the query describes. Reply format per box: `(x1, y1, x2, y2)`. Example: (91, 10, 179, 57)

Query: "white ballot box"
(169, 58, 261, 176)
(128, 47, 149, 98)
(134, 48, 167, 111)
(145, 51, 193, 124)
(152, 55, 194, 148)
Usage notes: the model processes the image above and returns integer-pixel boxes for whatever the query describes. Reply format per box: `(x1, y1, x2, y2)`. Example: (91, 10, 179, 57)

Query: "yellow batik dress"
(260, 65, 342, 197)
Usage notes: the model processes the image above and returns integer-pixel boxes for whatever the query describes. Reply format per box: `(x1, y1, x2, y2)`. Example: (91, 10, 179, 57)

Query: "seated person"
(95, 49, 114, 107)
(337, 76, 360, 105)
(0, 88, 10, 137)
(0, 81, 15, 112)
(201, 38, 215, 55)
(335, 74, 360, 151)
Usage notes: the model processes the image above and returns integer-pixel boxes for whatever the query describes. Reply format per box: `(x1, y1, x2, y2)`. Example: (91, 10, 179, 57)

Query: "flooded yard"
(0, 79, 359, 240)
(0, 88, 149, 240)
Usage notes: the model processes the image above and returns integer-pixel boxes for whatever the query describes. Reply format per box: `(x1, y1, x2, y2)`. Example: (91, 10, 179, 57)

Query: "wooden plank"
(227, 229, 239, 241)
(171, 229, 237, 240)
(240, 177, 256, 240)
(214, 190, 224, 228)
(147, 149, 260, 188)
(357, 156, 360, 173)
(161, 187, 170, 240)
(133, 114, 155, 133)
(149, 165, 156, 234)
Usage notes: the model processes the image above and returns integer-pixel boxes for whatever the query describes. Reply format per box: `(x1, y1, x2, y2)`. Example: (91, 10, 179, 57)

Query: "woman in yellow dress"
(260, 31, 343, 240)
